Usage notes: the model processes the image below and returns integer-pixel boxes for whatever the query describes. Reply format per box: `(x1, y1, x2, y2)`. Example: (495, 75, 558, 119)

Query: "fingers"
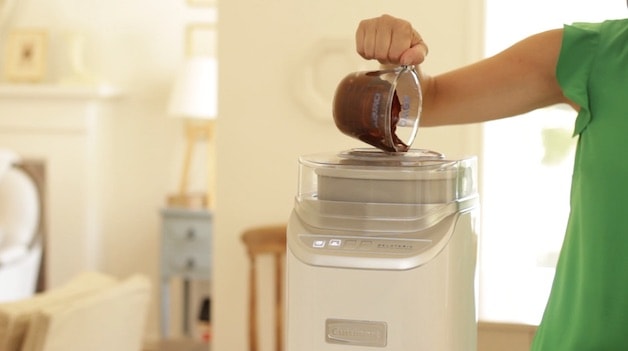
(356, 15, 398, 63)
(356, 14, 428, 66)
(388, 20, 416, 62)
(400, 33, 429, 66)
(355, 18, 376, 59)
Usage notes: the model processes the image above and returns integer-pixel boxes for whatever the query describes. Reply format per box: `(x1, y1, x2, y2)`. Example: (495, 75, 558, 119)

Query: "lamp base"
(167, 192, 208, 209)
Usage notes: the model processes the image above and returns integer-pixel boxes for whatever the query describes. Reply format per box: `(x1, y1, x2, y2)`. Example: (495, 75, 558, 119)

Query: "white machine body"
(286, 149, 479, 351)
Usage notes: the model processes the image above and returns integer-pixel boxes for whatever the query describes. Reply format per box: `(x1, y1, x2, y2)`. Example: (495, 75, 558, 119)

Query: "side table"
(160, 207, 212, 338)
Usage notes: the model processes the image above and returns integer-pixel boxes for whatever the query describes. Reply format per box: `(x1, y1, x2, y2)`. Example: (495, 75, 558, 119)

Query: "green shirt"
(531, 19, 628, 350)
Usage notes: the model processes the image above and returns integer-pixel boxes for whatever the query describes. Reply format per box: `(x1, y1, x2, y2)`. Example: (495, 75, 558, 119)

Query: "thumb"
(400, 35, 429, 66)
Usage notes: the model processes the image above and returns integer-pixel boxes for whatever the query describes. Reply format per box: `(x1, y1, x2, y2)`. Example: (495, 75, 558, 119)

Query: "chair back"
(0, 158, 46, 302)
(0, 163, 41, 250)
(241, 225, 287, 351)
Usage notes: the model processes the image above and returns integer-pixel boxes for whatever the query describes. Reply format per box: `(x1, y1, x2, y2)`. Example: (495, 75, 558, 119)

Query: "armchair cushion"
(21, 274, 151, 351)
(0, 272, 116, 351)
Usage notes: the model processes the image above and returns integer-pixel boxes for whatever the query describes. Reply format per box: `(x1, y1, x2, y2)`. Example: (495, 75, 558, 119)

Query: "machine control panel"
(299, 234, 432, 256)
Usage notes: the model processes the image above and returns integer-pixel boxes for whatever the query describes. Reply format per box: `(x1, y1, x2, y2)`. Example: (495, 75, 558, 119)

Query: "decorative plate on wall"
(292, 38, 372, 123)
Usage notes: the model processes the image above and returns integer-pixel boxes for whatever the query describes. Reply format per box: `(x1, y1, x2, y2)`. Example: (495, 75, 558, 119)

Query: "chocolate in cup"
(332, 66, 421, 153)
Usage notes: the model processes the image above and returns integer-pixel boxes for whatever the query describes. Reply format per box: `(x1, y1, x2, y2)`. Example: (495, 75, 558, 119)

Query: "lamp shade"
(168, 56, 218, 119)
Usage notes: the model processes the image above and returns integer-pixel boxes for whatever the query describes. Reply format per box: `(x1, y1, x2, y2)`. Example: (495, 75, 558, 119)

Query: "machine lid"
(298, 148, 477, 202)
(302, 148, 470, 181)
(337, 148, 445, 163)
(294, 148, 478, 233)
(303, 148, 444, 170)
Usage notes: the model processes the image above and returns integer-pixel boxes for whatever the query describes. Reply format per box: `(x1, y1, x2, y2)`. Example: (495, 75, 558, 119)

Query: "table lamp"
(167, 56, 218, 209)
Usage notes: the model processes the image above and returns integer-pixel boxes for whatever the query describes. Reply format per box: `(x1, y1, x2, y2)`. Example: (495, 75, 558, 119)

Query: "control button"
(359, 241, 373, 249)
(329, 239, 342, 247)
(344, 240, 358, 249)
(313, 240, 326, 248)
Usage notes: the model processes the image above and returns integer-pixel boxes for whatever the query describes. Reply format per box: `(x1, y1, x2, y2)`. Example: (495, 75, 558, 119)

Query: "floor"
(143, 339, 209, 351)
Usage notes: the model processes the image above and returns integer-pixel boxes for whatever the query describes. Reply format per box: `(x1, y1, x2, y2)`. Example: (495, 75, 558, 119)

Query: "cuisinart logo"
(326, 319, 387, 347)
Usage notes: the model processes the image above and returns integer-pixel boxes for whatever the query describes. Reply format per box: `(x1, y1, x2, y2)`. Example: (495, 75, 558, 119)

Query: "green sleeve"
(556, 22, 601, 135)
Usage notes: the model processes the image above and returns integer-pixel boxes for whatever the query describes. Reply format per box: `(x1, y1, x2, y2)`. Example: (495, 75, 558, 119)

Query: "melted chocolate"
(333, 72, 409, 152)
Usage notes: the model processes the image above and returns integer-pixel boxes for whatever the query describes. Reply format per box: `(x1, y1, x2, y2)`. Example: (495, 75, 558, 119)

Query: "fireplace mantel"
(0, 83, 121, 99)
(0, 83, 123, 287)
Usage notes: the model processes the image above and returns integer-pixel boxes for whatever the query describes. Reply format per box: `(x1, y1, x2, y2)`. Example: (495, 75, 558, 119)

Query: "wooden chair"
(241, 225, 287, 351)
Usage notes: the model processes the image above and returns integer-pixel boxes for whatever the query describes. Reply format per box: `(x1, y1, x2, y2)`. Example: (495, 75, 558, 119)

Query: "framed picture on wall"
(3, 29, 48, 82)
(185, 24, 216, 57)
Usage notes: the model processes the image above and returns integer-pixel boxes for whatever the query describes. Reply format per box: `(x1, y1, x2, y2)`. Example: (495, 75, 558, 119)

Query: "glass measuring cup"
(332, 66, 422, 153)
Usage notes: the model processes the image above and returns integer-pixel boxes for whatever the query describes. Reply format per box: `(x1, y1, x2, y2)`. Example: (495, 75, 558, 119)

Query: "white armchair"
(0, 272, 151, 351)
(0, 150, 45, 303)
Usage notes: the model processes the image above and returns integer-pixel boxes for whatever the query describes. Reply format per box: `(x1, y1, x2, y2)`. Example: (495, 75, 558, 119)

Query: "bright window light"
(479, 0, 625, 325)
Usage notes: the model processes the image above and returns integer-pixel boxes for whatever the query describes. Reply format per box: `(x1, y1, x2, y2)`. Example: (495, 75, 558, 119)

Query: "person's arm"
(356, 15, 578, 127)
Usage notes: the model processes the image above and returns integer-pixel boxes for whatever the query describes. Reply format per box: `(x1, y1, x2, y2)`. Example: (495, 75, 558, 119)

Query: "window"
(479, 0, 625, 324)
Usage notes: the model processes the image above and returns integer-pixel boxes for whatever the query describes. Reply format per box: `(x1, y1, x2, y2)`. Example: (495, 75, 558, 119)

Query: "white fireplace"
(0, 83, 121, 287)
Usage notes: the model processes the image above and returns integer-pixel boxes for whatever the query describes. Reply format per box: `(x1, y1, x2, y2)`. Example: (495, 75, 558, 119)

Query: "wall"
(1, 0, 215, 341)
(216, 1, 484, 350)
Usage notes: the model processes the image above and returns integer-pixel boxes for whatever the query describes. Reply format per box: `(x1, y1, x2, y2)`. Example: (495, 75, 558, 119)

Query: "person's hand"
(355, 14, 429, 66)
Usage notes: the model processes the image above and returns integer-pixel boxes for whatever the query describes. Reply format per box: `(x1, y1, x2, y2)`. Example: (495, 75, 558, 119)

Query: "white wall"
(1, 0, 215, 341)
(2, 0, 485, 348)
(217, 1, 484, 350)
